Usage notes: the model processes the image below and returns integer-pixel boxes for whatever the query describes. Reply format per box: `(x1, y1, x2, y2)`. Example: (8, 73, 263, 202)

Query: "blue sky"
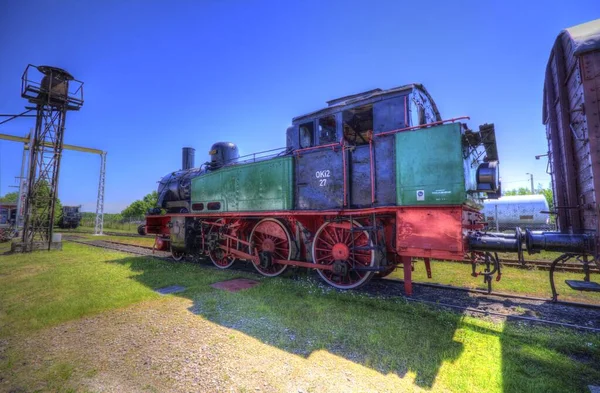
(0, 1, 597, 213)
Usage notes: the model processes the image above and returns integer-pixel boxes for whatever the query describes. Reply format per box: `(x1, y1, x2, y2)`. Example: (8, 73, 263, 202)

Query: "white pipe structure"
(94, 152, 107, 235)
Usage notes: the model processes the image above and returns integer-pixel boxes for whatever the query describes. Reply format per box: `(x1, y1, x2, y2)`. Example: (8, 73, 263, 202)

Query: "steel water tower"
(17, 65, 84, 251)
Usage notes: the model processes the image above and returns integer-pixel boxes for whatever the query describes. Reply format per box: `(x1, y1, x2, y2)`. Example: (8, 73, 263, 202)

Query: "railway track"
(65, 236, 169, 257)
(64, 236, 600, 333)
(59, 230, 143, 238)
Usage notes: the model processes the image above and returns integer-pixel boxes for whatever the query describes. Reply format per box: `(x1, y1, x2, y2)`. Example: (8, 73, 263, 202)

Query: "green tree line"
(0, 185, 62, 223)
(504, 185, 553, 211)
(121, 191, 158, 218)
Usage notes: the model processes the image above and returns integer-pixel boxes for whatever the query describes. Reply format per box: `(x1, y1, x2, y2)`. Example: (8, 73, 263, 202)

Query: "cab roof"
(292, 83, 441, 124)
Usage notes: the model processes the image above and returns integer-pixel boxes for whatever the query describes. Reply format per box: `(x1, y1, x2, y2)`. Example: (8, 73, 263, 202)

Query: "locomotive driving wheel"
(375, 265, 396, 278)
(171, 245, 185, 261)
(249, 218, 292, 277)
(207, 219, 238, 269)
(312, 220, 378, 289)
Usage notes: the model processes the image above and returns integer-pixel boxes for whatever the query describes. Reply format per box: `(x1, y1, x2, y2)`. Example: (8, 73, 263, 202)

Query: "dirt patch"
(0, 298, 417, 393)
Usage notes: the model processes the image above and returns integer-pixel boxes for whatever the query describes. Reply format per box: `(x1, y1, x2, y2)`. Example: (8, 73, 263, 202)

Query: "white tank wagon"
(482, 195, 551, 231)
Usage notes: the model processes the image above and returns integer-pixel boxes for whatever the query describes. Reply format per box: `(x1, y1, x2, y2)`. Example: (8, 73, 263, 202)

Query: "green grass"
(389, 259, 600, 304)
(0, 242, 599, 392)
(54, 230, 598, 303)
(0, 241, 11, 254)
(0, 243, 158, 336)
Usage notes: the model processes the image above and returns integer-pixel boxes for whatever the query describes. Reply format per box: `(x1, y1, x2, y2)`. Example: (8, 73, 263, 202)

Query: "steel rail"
(404, 297, 600, 333)
(66, 238, 157, 257)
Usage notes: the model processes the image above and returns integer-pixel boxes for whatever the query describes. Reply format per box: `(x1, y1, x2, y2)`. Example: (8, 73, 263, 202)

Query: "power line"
(500, 179, 530, 184)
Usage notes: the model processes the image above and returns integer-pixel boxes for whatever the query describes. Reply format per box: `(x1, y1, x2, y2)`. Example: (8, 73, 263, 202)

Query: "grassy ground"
(0, 243, 157, 336)
(58, 232, 600, 303)
(0, 242, 599, 392)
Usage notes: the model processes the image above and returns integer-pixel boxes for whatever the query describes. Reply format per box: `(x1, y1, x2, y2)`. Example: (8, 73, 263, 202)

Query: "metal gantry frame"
(0, 132, 106, 236)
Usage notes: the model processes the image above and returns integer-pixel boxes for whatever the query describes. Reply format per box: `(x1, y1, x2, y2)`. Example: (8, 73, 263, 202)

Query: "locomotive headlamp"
(476, 161, 499, 192)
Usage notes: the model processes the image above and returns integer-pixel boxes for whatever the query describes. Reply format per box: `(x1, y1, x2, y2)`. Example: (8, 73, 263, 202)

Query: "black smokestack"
(182, 147, 195, 170)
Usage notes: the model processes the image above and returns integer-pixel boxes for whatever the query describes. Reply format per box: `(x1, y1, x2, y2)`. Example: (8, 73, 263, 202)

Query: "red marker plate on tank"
(211, 278, 260, 292)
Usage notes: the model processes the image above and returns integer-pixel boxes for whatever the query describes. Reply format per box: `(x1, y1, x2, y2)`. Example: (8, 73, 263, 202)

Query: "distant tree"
(538, 188, 554, 210)
(0, 191, 19, 203)
(121, 191, 158, 218)
(504, 186, 553, 210)
(5, 181, 64, 225)
(32, 180, 63, 224)
(504, 187, 532, 196)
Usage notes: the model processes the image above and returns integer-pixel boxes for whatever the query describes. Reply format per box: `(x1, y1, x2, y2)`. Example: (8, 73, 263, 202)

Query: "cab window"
(299, 122, 314, 148)
(343, 105, 373, 145)
(318, 115, 337, 144)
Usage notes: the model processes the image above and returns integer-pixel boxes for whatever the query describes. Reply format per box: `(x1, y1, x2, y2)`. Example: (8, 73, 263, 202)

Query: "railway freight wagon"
(147, 84, 501, 294)
(535, 18, 600, 297)
(543, 19, 600, 253)
(58, 206, 82, 229)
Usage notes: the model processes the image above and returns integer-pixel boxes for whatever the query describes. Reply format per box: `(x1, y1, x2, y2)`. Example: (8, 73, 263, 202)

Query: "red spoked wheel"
(207, 219, 237, 269)
(312, 220, 378, 289)
(249, 218, 292, 277)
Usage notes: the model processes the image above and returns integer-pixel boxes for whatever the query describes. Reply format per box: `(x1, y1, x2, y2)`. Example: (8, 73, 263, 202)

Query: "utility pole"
(526, 173, 534, 194)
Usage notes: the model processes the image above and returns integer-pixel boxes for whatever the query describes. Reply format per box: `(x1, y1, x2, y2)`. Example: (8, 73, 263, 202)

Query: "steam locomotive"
(147, 84, 505, 293)
(147, 18, 600, 299)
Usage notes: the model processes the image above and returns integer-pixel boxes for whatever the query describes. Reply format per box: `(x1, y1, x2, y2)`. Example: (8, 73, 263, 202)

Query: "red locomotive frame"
(147, 204, 484, 295)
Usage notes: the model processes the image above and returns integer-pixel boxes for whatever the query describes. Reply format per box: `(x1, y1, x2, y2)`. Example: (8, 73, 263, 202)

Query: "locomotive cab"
(287, 84, 499, 210)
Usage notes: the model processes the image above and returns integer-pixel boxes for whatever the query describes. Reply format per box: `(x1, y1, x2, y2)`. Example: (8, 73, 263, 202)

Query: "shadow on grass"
(106, 255, 600, 392)
(500, 321, 600, 393)
(107, 254, 464, 388)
